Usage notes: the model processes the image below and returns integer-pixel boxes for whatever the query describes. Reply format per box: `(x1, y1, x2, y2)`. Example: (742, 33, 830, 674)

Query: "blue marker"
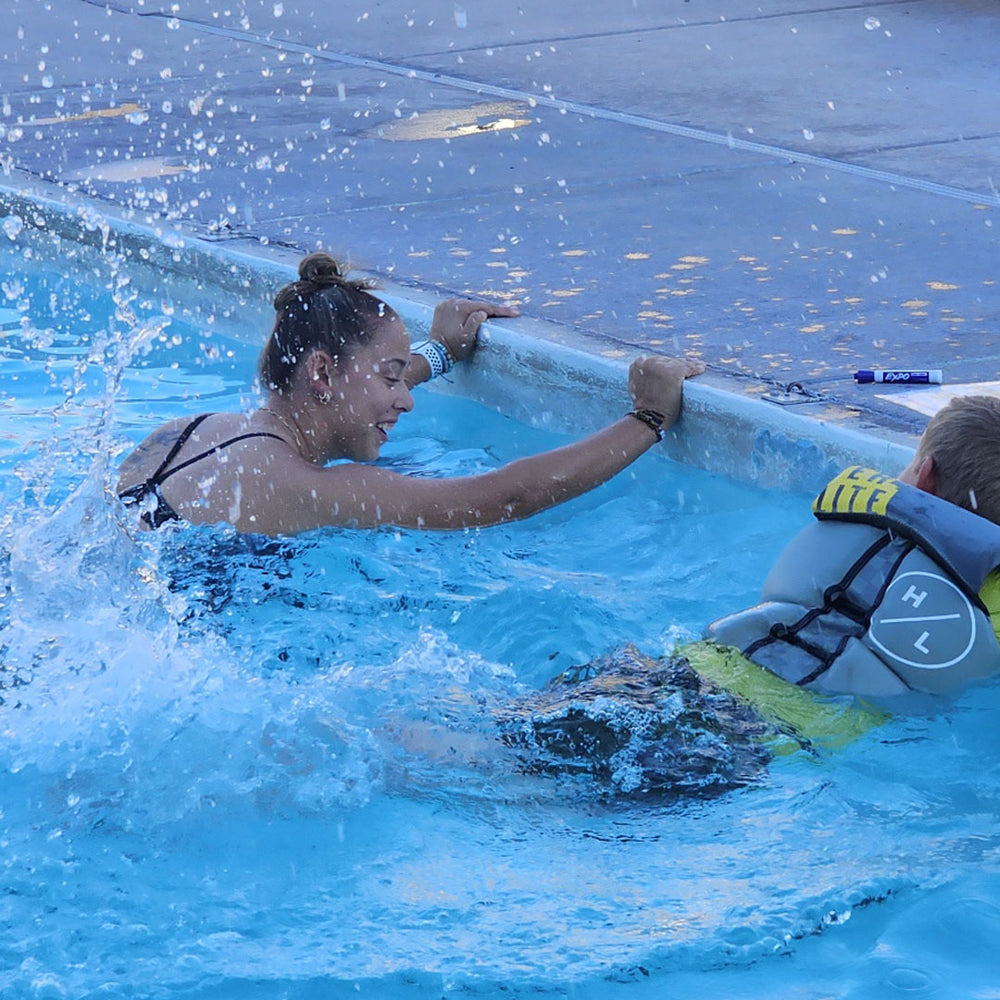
(854, 369, 943, 385)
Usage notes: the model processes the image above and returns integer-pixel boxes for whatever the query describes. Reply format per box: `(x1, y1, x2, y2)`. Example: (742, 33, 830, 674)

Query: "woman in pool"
(118, 252, 704, 536)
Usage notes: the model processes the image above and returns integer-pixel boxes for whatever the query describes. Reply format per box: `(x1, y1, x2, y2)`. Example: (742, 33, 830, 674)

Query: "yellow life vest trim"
(980, 567, 1000, 643)
(680, 640, 888, 753)
(813, 466, 899, 519)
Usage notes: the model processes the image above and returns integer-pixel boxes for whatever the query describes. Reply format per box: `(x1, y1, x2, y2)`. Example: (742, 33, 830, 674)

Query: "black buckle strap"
(742, 533, 905, 684)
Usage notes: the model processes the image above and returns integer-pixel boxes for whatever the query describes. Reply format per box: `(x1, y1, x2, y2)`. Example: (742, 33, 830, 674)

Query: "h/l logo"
(869, 571, 976, 670)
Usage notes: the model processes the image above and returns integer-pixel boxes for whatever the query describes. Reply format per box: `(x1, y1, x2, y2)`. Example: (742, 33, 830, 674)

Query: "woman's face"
(323, 315, 415, 462)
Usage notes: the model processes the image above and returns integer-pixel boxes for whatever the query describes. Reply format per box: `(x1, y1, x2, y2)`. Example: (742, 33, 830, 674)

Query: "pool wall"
(1, 172, 916, 493)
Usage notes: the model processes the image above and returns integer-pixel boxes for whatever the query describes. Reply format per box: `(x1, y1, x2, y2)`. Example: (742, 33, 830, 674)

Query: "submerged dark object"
(496, 645, 781, 801)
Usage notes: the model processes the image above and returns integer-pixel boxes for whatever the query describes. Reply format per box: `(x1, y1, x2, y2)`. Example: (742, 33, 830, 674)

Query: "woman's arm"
(312, 414, 670, 530)
(236, 355, 704, 535)
(405, 298, 519, 388)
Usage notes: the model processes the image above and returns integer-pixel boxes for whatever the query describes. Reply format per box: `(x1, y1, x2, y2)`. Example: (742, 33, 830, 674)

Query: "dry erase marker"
(853, 369, 943, 384)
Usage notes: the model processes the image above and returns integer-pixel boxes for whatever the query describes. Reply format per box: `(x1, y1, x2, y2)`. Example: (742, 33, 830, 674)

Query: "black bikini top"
(118, 413, 286, 529)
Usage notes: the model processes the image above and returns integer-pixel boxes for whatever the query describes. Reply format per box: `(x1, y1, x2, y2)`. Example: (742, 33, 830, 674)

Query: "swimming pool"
(1, 210, 998, 999)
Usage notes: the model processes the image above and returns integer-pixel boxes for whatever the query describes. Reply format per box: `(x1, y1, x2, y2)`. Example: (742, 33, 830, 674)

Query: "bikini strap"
(155, 431, 288, 484)
(149, 413, 213, 484)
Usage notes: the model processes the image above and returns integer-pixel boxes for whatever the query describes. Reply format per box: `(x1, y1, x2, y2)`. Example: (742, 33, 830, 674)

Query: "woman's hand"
(430, 298, 520, 363)
(628, 355, 706, 427)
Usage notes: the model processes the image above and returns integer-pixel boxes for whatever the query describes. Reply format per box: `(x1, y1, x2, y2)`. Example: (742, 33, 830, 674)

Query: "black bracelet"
(627, 409, 666, 441)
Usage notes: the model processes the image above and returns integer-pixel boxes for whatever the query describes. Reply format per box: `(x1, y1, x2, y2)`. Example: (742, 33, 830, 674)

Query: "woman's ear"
(304, 349, 335, 403)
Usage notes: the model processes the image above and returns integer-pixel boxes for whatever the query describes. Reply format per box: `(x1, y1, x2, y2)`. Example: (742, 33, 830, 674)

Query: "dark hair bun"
(298, 252, 345, 287)
(273, 252, 379, 312)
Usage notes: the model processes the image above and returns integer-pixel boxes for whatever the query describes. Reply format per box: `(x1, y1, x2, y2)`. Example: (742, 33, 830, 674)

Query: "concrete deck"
(2, 0, 998, 446)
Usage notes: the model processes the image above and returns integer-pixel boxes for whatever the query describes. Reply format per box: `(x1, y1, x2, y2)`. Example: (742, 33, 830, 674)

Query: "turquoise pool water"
(1, 233, 999, 999)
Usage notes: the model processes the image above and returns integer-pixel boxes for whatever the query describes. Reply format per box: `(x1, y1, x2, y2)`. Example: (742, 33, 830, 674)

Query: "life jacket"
(708, 466, 1000, 698)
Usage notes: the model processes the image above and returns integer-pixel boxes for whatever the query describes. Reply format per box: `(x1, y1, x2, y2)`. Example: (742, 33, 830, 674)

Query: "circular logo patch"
(869, 571, 976, 670)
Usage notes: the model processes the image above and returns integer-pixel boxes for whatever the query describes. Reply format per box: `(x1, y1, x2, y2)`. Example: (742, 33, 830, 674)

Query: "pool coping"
(1, 169, 917, 494)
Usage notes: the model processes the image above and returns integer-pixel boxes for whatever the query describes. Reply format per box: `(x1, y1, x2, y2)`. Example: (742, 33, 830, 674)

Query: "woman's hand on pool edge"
(430, 298, 520, 363)
(628, 355, 706, 427)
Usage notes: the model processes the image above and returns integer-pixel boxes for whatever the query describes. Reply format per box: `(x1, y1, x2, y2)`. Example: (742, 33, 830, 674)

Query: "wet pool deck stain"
(1, 0, 998, 440)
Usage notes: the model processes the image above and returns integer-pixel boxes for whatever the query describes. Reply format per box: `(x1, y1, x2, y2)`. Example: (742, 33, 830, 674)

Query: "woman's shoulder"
(118, 412, 225, 488)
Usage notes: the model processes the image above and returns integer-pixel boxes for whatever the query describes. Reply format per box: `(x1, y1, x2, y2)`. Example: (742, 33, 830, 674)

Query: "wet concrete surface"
(2, 0, 998, 437)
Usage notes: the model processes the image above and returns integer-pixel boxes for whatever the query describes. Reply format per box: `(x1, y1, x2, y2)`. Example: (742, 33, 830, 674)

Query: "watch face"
(869, 570, 977, 670)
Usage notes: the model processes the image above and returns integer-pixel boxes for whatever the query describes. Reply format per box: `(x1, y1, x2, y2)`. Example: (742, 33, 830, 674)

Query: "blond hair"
(916, 395, 1000, 525)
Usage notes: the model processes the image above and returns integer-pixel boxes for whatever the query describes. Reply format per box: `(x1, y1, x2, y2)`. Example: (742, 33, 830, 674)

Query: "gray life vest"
(708, 466, 1000, 698)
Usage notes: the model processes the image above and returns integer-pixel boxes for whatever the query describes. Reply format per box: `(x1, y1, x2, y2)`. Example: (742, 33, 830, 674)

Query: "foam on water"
(1, 234, 999, 998)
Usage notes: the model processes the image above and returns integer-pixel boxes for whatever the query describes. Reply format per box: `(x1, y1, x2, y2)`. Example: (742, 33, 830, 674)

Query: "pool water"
(1, 235, 999, 999)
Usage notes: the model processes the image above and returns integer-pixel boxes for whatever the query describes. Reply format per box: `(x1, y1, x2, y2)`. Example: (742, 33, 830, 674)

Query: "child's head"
(911, 394, 1000, 525)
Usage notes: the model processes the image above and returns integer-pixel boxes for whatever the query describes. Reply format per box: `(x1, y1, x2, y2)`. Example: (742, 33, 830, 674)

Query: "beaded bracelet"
(627, 408, 667, 441)
(412, 340, 454, 379)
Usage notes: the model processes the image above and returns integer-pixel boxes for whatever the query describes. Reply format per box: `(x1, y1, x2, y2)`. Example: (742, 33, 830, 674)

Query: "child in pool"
(500, 395, 1000, 798)
(118, 252, 703, 536)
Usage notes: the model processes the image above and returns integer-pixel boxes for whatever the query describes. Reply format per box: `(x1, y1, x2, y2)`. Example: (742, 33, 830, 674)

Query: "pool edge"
(0, 172, 917, 493)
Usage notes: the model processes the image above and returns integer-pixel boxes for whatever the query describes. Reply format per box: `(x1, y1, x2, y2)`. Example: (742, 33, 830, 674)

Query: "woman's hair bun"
(273, 252, 379, 311)
(298, 251, 345, 287)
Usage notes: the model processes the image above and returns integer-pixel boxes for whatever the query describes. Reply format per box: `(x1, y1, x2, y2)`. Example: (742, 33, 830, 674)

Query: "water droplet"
(2, 215, 24, 240)
(802, 128, 814, 141)
(41, 75, 53, 89)
(273, 2, 284, 16)
(864, 16, 880, 30)
(453, 5, 467, 28)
